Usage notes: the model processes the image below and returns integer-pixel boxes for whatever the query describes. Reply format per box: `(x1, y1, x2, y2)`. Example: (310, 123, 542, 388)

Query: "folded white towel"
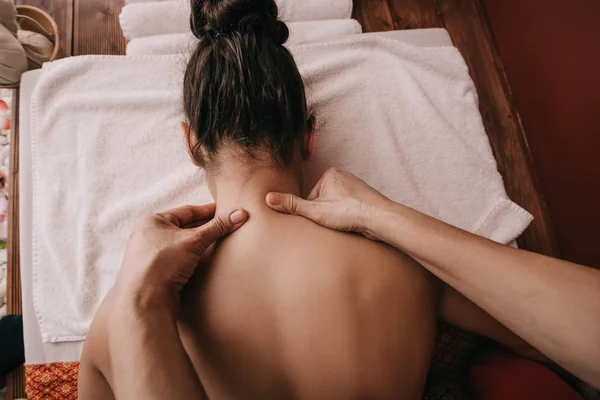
(126, 19, 362, 55)
(277, 0, 353, 22)
(126, 32, 196, 56)
(119, 0, 354, 40)
(119, 1, 188, 40)
(30, 36, 532, 343)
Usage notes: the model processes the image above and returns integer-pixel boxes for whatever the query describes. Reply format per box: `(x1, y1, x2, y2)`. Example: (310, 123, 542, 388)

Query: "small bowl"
(16, 5, 61, 62)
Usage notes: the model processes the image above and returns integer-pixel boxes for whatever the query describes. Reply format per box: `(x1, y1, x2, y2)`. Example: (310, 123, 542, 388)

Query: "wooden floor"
(7, 0, 560, 398)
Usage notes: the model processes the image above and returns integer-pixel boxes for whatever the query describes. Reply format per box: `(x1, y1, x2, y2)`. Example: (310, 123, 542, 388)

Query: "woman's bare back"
(79, 204, 532, 400)
(179, 210, 441, 399)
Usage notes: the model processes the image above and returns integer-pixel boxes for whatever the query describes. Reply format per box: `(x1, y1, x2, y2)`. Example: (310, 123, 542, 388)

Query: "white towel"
(126, 19, 362, 55)
(119, 0, 354, 40)
(30, 36, 532, 343)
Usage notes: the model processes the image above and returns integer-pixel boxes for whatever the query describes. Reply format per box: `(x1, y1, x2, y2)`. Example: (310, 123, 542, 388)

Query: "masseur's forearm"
(109, 294, 205, 399)
(373, 201, 600, 387)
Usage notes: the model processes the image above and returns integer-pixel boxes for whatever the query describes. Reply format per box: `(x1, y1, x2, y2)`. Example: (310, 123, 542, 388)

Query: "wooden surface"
(7, 0, 559, 397)
(7, 89, 25, 400)
(387, 0, 442, 29)
(74, 0, 126, 55)
(438, 0, 559, 255)
(353, 0, 559, 257)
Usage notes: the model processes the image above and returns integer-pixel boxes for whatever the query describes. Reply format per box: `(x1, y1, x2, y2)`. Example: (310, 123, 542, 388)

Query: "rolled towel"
(0, 0, 27, 85)
(0, 24, 28, 85)
(288, 19, 361, 44)
(119, 1, 188, 40)
(278, 0, 353, 22)
(18, 30, 54, 69)
(127, 32, 195, 56)
(0, 0, 18, 35)
(126, 19, 363, 55)
(120, 0, 353, 40)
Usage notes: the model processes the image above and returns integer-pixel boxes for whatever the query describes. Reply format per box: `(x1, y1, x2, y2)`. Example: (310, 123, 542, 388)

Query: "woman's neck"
(211, 157, 303, 216)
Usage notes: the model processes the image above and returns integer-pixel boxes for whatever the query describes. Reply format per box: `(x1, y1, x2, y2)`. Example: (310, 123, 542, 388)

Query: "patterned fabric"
(422, 322, 485, 400)
(0, 90, 12, 319)
(25, 362, 79, 400)
(20, 325, 477, 400)
(21, 326, 477, 400)
(430, 322, 483, 381)
(21, 334, 476, 400)
(423, 373, 469, 400)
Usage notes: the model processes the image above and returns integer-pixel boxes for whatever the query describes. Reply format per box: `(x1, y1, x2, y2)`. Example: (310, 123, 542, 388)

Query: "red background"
(482, 0, 600, 268)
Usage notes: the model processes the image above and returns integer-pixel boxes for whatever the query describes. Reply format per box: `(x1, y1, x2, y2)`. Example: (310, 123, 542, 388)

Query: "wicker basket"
(0, 5, 61, 89)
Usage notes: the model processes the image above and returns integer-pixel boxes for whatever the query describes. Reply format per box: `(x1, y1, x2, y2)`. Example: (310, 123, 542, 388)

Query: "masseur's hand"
(266, 168, 390, 240)
(114, 203, 248, 311)
(101, 203, 247, 400)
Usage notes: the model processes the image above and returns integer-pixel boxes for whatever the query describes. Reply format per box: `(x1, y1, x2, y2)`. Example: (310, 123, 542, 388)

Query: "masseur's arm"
(107, 205, 248, 399)
(109, 293, 202, 399)
(266, 168, 600, 388)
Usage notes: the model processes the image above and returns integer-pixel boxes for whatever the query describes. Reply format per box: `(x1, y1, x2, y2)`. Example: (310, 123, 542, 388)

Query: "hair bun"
(190, 0, 289, 45)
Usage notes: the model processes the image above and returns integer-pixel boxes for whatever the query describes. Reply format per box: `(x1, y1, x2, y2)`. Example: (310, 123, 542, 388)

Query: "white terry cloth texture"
(119, 0, 353, 40)
(19, 29, 455, 363)
(126, 19, 363, 55)
(30, 36, 533, 343)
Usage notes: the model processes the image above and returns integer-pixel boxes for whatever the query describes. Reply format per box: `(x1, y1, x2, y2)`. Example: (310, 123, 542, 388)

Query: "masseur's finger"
(306, 180, 322, 201)
(266, 192, 313, 217)
(157, 203, 217, 227)
(190, 208, 249, 249)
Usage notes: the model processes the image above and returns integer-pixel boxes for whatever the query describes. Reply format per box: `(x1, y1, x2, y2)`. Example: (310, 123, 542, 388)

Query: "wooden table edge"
(7, 87, 25, 399)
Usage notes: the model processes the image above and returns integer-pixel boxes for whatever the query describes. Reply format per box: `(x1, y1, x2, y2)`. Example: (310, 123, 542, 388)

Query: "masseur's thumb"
(192, 209, 248, 248)
(266, 193, 310, 216)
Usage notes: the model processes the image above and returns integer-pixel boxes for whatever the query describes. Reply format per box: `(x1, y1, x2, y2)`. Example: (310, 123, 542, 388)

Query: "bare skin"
(79, 204, 248, 400)
(180, 200, 440, 399)
(80, 146, 537, 399)
(266, 167, 600, 389)
(177, 153, 537, 399)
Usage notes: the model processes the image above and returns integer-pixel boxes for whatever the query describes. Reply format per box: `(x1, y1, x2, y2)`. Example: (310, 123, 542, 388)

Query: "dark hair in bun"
(183, 0, 308, 169)
(190, 0, 289, 45)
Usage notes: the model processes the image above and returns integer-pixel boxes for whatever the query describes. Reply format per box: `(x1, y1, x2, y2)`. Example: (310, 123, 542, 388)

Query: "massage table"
(9, 28, 456, 395)
(4, 0, 561, 391)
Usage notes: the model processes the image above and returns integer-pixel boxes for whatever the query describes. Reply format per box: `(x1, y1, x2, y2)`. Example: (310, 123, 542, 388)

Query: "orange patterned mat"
(22, 359, 468, 400)
(25, 362, 79, 399)
(20, 324, 475, 399)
